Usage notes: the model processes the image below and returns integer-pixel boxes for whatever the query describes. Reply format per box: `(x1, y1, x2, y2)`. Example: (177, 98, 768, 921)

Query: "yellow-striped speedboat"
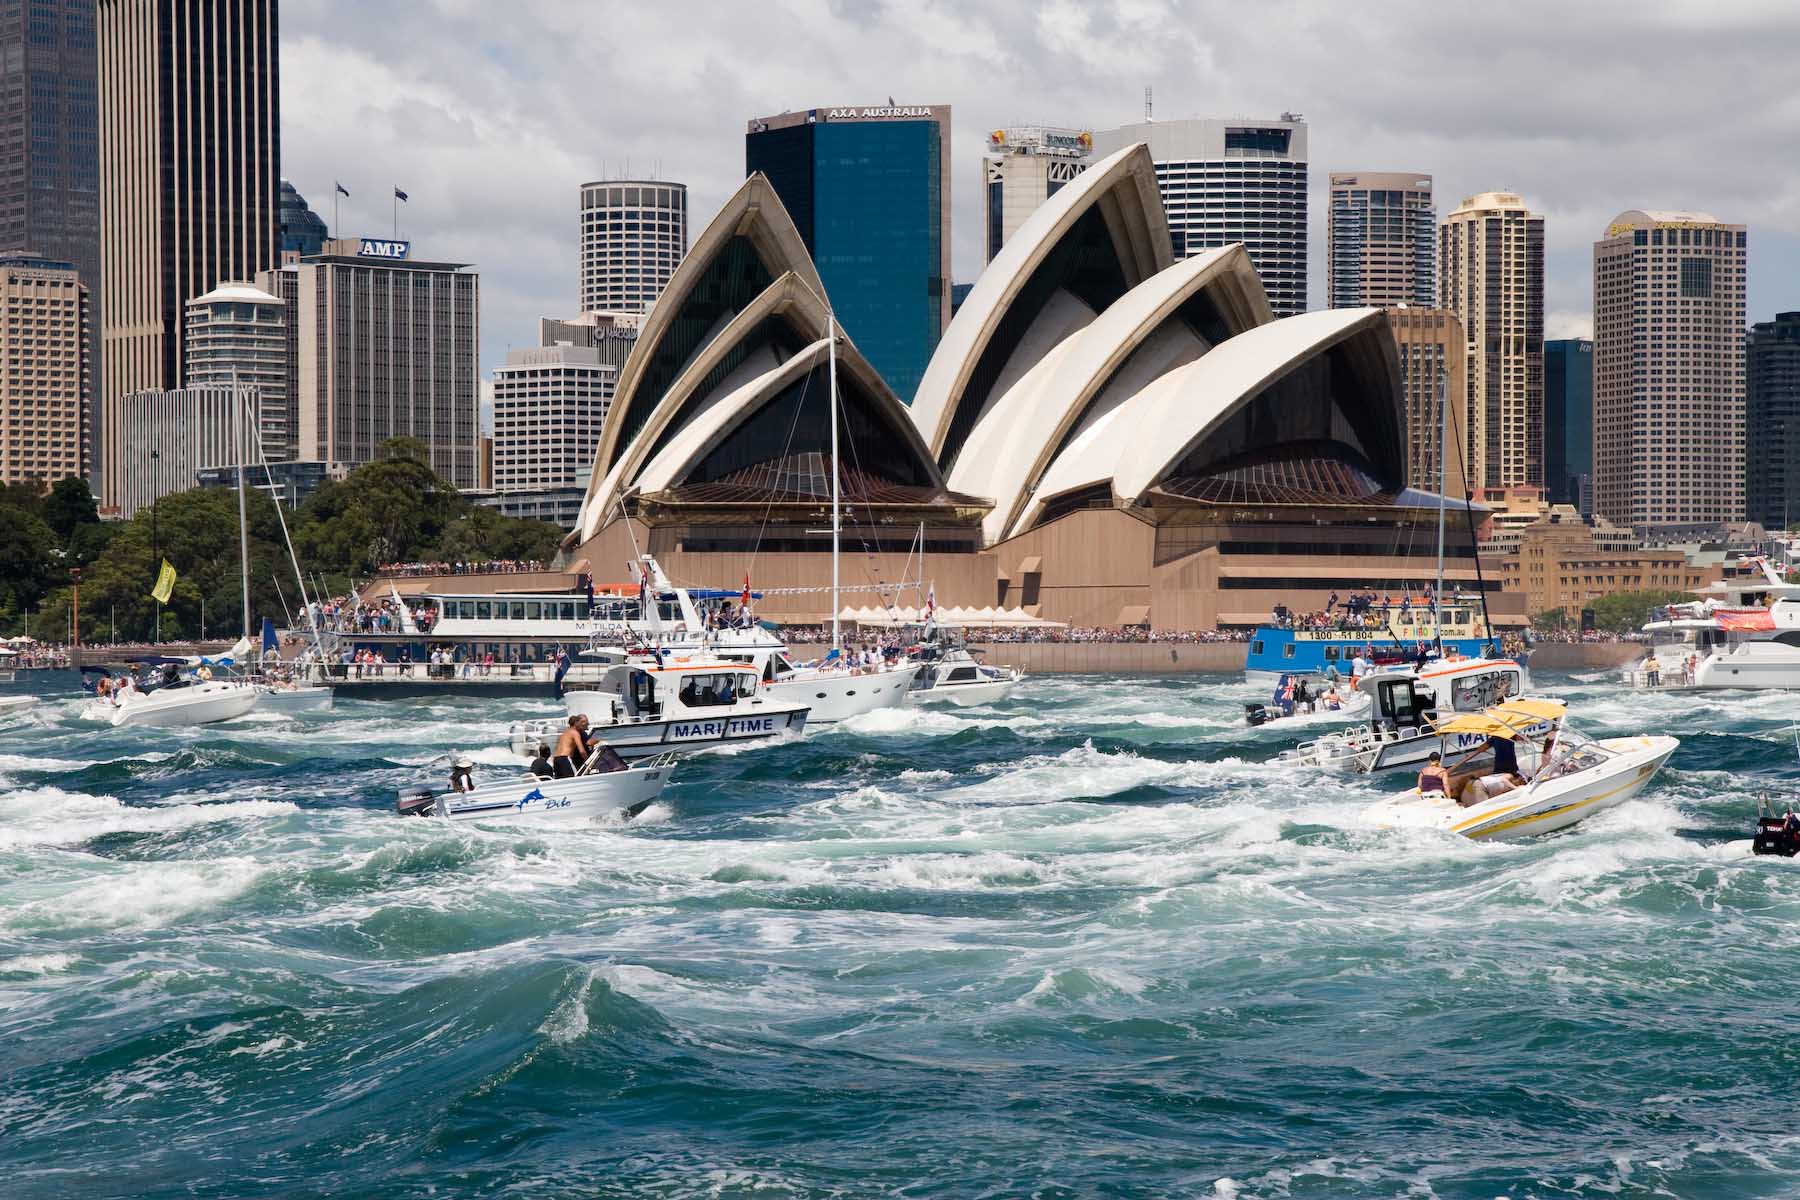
(1361, 698, 1679, 841)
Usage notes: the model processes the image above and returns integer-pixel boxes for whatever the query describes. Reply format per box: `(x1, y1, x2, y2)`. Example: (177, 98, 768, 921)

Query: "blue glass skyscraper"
(1544, 338, 1593, 511)
(746, 105, 950, 403)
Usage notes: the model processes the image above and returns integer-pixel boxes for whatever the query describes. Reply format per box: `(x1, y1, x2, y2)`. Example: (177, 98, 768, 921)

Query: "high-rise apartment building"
(578, 179, 686, 315)
(253, 263, 299, 459)
(1544, 338, 1594, 512)
(491, 344, 615, 494)
(1329, 173, 1434, 309)
(0, 2, 99, 478)
(1384, 308, 1467, 501)
(1438, 192, 1544, 492)
(746, 104, 951, 401)
(294, 238, 479, 488)
(278, 179, 328, 258)
(0, 256, 90, 485)
(982, 126, 1091, 261)
(1745, 313, 1800, 529)
(117, 385, 258, 517)
(1593, 210, 1746, 533)
(183, 281, 286, 465)
(1091, 115, 1308, 317)
(97, 0, 280, 509)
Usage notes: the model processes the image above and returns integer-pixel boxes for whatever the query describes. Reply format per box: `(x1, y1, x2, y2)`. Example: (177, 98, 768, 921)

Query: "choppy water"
(2, 669, 1798, 1198)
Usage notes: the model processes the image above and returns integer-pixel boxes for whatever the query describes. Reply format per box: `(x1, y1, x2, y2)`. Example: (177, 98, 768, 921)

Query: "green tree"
(293, 451, 463, 576)
(41, 475, 99, 542)
(1587, 589, 1693, 634)
(433, 506, 564, 565)
(0, 504, 58, 613)
(1531, 607, 1568, 633)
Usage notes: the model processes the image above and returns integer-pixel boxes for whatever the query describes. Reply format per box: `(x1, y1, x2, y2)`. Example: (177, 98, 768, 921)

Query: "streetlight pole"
(150, 448, 161, 644)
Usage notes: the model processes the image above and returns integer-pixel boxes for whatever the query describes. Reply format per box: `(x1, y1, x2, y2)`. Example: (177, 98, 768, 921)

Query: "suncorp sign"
(358, 238, 411, 260)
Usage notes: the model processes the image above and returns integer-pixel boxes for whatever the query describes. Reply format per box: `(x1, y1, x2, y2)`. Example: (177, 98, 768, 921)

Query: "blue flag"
(261, 616, 279, 654)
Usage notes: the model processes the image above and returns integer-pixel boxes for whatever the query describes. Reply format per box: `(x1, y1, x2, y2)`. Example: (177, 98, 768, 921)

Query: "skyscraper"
(294, 238, 479, 488)
(1544, 338, 1594, 512)
(184, 281, 287, 464)
(0, 2, 99, 481)
(1329, 173, 1434, 309)
(1593, 210, 1746, 533)
(1745, 313, 1800, 530)
(746, 104, 951, 401)
(97, 0, 280, 509)
(1091, 115, 1308, 317)
(982, 126, 1091, 261)
(1384, 308, 1467, 500)
(0, 256, 90, 485)
(278, 180, 328, 258)
(491, 344, 614, 494)
(579, 179, 686, 315)
(1438, 192, 1544, 492)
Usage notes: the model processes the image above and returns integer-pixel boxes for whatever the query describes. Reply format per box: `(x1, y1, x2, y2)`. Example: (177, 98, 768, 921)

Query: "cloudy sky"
(281, 0, 1800, 382)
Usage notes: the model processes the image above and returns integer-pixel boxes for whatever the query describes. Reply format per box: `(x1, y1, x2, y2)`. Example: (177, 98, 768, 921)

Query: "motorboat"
(1361, 698, 1679, 841)
(1624, 559, 1800, 691)
(1279, 656, 1533, 773)
(0, 695, 35, 718)
(510, 656, 810, 761)
(1244, 672, 1372, 728)
(398, 751, 676, 824)
(254, 679, 335, 714)
(83, 677, 262, 728)
(907, 645, 1022, 707)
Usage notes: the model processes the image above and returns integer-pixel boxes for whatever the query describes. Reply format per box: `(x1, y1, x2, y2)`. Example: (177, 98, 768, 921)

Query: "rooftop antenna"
(1144, 86, 1153, 122)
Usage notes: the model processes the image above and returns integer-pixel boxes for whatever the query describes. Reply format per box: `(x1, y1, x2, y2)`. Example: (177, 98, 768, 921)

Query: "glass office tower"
(746, 105, 951, 403)
(1544, 338, 1593, 511)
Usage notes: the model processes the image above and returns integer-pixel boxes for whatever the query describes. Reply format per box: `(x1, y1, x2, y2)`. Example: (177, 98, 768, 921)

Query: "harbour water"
(2, 670, 1797, 1197)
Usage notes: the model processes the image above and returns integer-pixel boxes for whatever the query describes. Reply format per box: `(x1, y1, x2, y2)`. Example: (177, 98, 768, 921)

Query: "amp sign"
(358, 238, 411, 260)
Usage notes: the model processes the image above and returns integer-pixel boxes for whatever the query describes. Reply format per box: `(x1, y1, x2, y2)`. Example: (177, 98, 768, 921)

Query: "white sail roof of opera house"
(576, 172, 825, 540)
(947, 243, 1272, 545)
(909, 142, 1172, 467)
(627, 333, 944, 503)
(1013, 307, 1410, 539)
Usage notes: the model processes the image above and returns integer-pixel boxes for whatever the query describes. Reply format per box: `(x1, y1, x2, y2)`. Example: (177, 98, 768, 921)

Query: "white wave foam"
(4, 855, 269, 931)
(0, 952, 77, 975)
(0, 787, 297, 851)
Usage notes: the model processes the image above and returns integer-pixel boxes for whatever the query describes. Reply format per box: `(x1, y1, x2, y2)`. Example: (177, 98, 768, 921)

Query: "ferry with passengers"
(1244, 593, 1503, 684)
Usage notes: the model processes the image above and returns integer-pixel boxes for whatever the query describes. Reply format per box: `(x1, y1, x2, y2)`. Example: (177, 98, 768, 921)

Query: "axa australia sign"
(826, 106, 935, 120)
(357, 238, 411, 261)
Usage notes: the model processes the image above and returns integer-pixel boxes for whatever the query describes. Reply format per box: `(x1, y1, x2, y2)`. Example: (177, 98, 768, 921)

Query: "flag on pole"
(926, 582, 935, 621)
(394, 186, 408, 202)
(335, 181, 350, 197)
(740, 572, 751, 607)
(151, 559, 177, 604)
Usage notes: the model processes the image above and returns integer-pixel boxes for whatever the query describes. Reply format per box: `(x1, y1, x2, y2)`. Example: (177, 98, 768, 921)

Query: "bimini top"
(909, 142, 1171, 466)
(1435, 698, 1567, 740)
(1015, 307, 1406, 539)
(947, 244, 1271, 545)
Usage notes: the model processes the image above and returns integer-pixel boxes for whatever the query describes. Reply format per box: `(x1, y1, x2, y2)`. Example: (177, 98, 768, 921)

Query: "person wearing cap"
(449, 758, 475, 793)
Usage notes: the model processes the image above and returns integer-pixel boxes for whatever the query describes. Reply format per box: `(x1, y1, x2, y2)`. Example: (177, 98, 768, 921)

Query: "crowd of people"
(315, 595, 435, 636)
(1, 639, 69, 669)
(1269, 589, 1459, 632)
(377, 559, 546, 577)
(772, 624, 1250, 645)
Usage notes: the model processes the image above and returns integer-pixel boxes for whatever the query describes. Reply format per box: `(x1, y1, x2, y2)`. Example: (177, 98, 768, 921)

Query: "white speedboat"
(1244, 673, 1372, 729)
(1361, 698, 1679, 841)
(398, 753, 675, 824)
(907, 646, 1022, 707)
(0, 695, 35, 718)
(511, 657, 809, 761)
(1279, 657, 1532, 774)
(84, 679, 262, 728)
(625, 638, 914, 724)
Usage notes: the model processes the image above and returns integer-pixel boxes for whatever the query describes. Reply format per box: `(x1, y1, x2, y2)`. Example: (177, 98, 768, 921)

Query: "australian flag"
(553, 649, 571, 698)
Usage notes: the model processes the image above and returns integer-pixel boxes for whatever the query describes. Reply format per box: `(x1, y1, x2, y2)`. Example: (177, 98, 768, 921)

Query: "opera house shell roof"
(575, 144, 1426, 557)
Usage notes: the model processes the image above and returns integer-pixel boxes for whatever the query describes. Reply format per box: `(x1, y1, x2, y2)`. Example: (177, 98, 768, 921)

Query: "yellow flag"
(151, 559, 177, 604)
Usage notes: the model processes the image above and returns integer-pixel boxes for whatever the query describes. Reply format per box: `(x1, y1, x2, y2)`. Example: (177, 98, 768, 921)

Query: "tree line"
(0, 438, 565, 644)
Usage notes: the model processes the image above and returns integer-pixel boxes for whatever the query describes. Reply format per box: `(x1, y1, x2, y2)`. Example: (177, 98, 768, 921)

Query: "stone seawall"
(792, 641, 1645, 675)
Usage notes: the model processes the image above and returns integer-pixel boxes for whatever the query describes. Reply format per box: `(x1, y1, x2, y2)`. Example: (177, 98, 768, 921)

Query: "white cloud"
(279, 0, 1800, 375)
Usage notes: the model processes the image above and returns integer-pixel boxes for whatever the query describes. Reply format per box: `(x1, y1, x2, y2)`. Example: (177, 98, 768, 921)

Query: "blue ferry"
(1245, 599, 1501, 683)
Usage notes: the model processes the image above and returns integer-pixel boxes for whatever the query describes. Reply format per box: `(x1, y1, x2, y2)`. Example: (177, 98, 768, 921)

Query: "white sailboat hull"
(763, 664, 913, 722)
(257, 685, 335, 713)
(0, 695, 35, 717)
(1362, 735, 1678, 841)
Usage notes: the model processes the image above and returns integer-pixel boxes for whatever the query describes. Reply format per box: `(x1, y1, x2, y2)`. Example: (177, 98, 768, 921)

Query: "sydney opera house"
(567, 144, 1520, 630)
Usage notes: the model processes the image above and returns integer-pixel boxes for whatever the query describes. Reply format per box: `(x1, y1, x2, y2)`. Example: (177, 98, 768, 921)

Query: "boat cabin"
(583, 662, 764, 722)
(1361, 659, 1525, 731)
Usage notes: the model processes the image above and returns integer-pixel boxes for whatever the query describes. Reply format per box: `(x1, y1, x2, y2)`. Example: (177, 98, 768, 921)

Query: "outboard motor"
(396, 786, 437, 818)
(1244, 703, 1271, 727)
(1753, 797, 1800, 857)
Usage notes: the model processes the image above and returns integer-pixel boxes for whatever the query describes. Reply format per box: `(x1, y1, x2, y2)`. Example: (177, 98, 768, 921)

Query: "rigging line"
(745, 361, 817, 585)
(832, 378, 896, 609)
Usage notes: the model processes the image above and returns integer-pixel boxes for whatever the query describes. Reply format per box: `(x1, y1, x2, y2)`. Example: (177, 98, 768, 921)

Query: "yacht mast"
(829, 313, 841, 652)
(1435, 367, 1448, 645)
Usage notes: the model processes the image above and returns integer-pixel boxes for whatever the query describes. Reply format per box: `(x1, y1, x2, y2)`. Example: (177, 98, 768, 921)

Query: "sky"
(280, 0, 1800, 381)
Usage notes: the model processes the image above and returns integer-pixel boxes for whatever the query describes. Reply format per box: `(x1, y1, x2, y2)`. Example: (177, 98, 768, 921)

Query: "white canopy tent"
(834, 605, 1065, 629)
